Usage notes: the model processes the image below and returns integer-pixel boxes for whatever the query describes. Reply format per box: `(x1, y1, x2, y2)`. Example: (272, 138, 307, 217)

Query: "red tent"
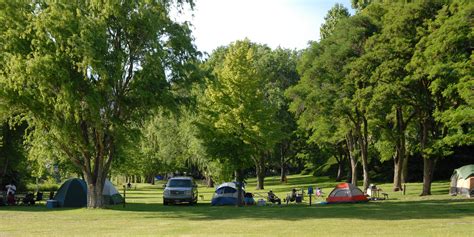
(326, 183, 368, 203)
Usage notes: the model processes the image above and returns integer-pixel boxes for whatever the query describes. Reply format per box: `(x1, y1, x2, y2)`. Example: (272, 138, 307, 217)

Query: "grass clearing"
(1, 175, 473, 237)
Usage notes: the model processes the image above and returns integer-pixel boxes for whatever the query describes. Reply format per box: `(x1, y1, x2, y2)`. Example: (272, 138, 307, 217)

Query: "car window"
(168, 179, 192, 187)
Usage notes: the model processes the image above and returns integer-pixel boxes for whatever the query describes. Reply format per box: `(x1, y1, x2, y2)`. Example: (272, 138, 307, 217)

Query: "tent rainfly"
(326, 183, 368, 204)
(211, 182, 245, 206)
(54, 178, 87, 207)
(54, 178, 123, 207)
(450, 165, 474, 197)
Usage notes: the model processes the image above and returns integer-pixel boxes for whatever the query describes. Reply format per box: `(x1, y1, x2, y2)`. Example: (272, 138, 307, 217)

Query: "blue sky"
(179, 0, 355, 54)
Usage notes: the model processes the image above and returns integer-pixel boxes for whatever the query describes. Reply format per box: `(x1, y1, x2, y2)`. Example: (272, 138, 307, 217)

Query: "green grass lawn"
(1, 175, 473, 237)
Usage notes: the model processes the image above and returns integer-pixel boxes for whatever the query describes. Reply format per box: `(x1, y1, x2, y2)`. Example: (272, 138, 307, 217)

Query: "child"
(316, 187, 324, 197)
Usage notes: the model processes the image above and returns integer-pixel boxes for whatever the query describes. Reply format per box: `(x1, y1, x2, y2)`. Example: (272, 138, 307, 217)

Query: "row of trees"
(287, 1, 473, 194)
(0, 0, 472, 208)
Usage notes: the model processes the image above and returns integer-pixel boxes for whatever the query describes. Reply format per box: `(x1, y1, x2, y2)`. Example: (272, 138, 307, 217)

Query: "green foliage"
(0, 0, 197, 207)
(407, 2, 474, 156)
(138, 108, 211, 175)
(26, 182, 60, 192)
(320, 4, 351, 40)
(198, 39, 284, 175)
(289, 0, 472, 193)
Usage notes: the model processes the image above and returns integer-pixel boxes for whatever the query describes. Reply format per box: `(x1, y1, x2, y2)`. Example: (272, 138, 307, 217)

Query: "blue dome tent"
(211, 182, 245, 206)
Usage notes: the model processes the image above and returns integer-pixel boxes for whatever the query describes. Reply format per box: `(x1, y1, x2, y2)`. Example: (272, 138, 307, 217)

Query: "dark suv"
(163, 177, 198, 205)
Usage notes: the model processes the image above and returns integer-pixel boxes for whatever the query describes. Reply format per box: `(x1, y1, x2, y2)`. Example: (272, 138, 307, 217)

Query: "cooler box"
(46, 200, 58, 208)
(296, 195, 302, 203)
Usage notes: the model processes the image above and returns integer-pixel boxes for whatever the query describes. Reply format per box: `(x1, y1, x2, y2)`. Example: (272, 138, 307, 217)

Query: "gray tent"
(450, 165, 474, 197)
(102, 179, 123, 205)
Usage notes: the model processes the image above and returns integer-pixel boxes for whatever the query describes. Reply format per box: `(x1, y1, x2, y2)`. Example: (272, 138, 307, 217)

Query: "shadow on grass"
(0, 204, 82, 212)
(103, 198, 474, 221)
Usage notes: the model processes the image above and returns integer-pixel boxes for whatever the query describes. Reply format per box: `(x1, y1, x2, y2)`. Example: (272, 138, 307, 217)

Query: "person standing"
(5, 182, 17, 205)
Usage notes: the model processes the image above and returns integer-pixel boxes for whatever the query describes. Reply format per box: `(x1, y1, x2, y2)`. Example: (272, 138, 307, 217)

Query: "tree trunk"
(336, 161, 344, 182)
(69, 123, 115, 209)
(393, 107, 407, 191)
(421, 158, 436, 196)
(393, 140, 406, 191)
(420, 119, 434, 196)
(346, 165, 352, 183)
(359, 116, 370, 192)
(234, 169, 244, 207)
(280, 164, 287, 183)
(393, 151, 403, 191)
(206, 175, 214, 188)
(84, 171, 105, 208)
(401, 155, 409, 184)
(255, 154, 265, 190)
(279, 144, 287, 183)
(345, 146, 352, 183)
(346, 132, 358, 185)
(334, 150, 344, 182)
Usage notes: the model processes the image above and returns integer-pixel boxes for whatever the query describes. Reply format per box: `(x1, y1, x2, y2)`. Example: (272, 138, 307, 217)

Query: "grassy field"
(1, 175, 473, 237)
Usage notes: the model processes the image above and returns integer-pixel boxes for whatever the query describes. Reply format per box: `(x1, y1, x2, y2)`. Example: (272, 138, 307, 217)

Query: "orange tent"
(326, 183, 368, 203)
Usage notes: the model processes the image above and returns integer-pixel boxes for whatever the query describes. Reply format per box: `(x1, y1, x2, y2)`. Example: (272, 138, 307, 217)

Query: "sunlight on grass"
(1, 175, 473, 237)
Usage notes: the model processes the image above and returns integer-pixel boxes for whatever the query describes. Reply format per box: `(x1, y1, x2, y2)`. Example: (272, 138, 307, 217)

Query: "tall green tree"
(0, 0, 197, 208)
(320, 3, 351, 40)
(198, 39, 283, 193)
(407, 2, 473, 195)
(287, 14, 378, 191)
(262, 48, 300, 183)
(353, 2, 442, 191)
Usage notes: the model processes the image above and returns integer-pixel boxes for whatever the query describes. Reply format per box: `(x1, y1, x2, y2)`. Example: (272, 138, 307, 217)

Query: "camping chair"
(266, 192, 281, 205)
(367, 184, 383, 200)
(285, 188, 304, 204)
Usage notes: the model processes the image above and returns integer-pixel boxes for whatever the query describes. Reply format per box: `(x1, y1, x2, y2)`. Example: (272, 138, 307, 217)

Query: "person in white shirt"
(5, 182, 17, 205)
(6, 183, 16, 195)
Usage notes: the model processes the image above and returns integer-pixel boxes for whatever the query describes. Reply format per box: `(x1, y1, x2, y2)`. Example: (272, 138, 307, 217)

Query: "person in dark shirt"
(267, 190, 281, 205)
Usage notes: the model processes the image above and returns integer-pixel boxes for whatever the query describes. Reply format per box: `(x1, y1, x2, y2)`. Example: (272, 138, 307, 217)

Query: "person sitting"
(267, 190, 281, 205)
(244, 192, 255, 206)
(285, 188, 297, 204)
(22, 192, 35, 206)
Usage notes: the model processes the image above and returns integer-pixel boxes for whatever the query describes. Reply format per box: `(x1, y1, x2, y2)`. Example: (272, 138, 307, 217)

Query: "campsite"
(1, 175, 473, 236)
(0, 0, 473, 236)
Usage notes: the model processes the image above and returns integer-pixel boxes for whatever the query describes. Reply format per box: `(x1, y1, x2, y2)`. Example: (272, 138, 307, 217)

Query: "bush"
(26, 183, 60, 192)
